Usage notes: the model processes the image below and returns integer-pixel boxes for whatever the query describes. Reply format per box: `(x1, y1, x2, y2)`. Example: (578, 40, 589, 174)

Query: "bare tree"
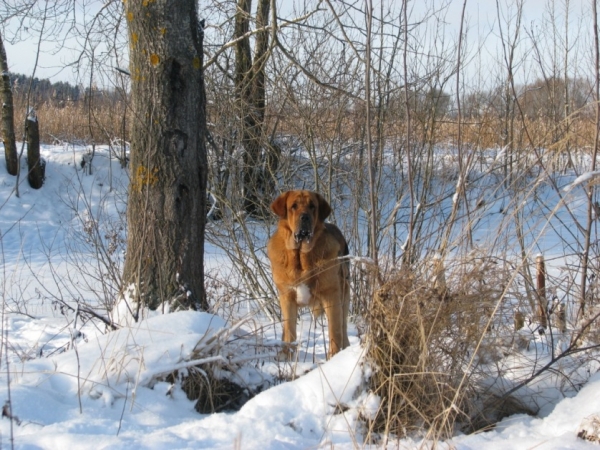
(121, 0, 208, 313)
(0, 30, 17, 175)
(234, 0, 278, 216)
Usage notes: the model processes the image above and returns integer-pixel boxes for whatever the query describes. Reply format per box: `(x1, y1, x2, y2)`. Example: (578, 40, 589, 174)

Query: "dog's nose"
(300, 213, 311, 224)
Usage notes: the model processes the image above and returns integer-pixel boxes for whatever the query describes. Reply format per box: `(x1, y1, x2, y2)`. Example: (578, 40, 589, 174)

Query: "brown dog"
(267, 190, 350, 359)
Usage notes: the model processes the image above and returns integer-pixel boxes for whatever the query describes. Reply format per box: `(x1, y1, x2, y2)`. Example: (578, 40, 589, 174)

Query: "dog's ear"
(315, 193, 332, 220)
(271, 192, 289, 219)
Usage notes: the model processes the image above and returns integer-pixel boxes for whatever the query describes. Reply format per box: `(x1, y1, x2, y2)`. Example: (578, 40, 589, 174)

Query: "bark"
(122, 0, 208, 312)
(235, 0, 278, 216)
(0, 32, 18, 176)
(25, 110, 44, 189)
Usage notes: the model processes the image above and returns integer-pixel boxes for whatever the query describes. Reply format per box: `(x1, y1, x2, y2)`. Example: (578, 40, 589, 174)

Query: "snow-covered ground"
(0, 144, 600, 449)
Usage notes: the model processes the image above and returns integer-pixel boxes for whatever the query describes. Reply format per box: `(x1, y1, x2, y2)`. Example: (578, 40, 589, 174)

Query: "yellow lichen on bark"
(132, 166, 159, 192)
(150, 54, 160, 66)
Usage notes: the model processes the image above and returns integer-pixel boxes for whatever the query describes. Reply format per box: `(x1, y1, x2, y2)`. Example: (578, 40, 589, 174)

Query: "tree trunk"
(0, 31, 18, 176)
(235, 0, 277, 216)
(26, 110, 44, 189)
(122, 0, 208, 313)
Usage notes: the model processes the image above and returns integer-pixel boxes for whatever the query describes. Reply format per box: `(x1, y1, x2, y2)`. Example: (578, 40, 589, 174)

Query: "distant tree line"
(462, 76, 594, 122)
(8, 72, 124, 108)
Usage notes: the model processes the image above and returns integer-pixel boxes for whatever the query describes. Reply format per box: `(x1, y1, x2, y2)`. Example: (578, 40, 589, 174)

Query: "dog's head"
(271, 190, 331, 249)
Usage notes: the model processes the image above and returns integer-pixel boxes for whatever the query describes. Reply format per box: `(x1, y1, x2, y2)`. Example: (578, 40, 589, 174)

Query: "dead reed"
(11, 98, 129, 145)
(365, 257, 536, 440)
(6, 93, 596, 155)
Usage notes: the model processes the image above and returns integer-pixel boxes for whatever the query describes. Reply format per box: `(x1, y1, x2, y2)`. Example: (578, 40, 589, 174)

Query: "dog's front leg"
(279, 289, 298, 359)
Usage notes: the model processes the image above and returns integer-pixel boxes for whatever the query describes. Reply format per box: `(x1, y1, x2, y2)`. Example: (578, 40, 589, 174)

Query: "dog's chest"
(295, 283, 311, 306)
(296, 244, 327, 268)
(287, 252, 318, 305)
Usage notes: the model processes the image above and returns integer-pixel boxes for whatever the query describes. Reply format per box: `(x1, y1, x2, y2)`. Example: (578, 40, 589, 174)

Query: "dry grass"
(365, 257, 537, 440)
(11, 98, 129, 145)
(6, 94, 595, 154)
(181, 366, 250, 414)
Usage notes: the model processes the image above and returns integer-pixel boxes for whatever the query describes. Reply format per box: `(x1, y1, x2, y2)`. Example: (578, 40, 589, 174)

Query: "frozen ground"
(0, 144, 599, 449)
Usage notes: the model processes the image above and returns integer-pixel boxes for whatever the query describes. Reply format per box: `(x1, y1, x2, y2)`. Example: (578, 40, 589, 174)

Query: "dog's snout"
(294, 212, 314, 243)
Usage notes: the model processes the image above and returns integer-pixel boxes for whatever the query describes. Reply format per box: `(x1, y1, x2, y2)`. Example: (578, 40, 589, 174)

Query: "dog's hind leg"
(321, 294, 346, 358)
(342, 279, 350, 348)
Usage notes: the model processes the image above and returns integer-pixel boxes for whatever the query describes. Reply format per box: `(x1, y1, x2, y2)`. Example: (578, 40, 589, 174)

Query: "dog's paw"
(274, 351, 290, 362)
(274, 345, 296, 361)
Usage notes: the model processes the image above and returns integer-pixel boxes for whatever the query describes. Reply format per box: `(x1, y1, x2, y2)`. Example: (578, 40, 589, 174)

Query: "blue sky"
(2, 0, 593, 88)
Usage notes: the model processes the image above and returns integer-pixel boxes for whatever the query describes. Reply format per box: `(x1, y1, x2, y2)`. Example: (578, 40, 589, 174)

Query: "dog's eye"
(290, 203, 297, 210)
(309, 202, 315, 210)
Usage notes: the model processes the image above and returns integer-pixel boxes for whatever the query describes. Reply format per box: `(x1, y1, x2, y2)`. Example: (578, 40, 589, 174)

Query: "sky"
(5, 38, 84, 82)
(1, 0, 594, 87)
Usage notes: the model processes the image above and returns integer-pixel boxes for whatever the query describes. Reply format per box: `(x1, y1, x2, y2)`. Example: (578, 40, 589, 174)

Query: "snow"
(494, 145, 508, 163)
(563, 170, 600, 192)
(454, 373, 600, 449)
(3, 307, 365, 449)
(1, 143, 600, 449)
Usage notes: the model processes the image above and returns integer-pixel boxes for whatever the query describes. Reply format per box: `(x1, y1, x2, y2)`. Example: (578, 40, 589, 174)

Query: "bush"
(365, 257, 538, 439)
